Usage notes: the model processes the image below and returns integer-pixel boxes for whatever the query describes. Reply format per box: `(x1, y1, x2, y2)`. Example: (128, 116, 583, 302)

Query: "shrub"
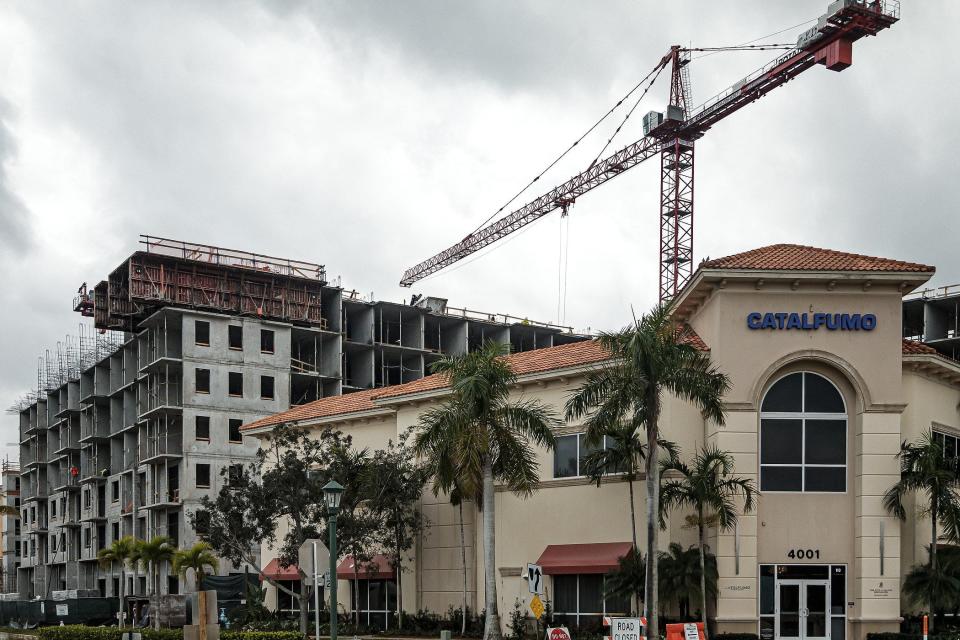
(714, 634, 760, 640)
(38, 627, 302, 640)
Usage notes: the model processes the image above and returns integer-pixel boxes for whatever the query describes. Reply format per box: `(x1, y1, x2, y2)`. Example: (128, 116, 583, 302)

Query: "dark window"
(195, 321, 210, 346)
(84, 528, 91, 548)
(112, 522, 120, 541)
(761, 372, 803, 413)
(261, 329, 275, 354)
(229, 419, 243, 443)
(228, 372, 243, 397)
(168, 575, 179, 595)
(194, 510, 210, 536)
(553, 574, 628, 629)
(553, 433, 614, 478)
(195, 416, 210, 440)
(50, 500, 56, 518)
(228, 464, 243, 486)
(260, 376, 275, 400)
(196, 464, 211, 488)
(228, 325, 243, 350)
(554, 435, 579, 478)
(196, 368, 210, 394)
(350, 579, 397, 630)
(760, 372, 846, 493)
(111, 481, 120, 503)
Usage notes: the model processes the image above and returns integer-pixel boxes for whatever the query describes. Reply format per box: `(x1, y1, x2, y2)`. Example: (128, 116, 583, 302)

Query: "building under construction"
(12, 235, 587, 602)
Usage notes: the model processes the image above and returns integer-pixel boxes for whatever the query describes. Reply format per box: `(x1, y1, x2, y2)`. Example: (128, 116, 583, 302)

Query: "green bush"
(714, 634, 760, 640)
(38, 626, 302, 640)
(866, 634, 960, 640)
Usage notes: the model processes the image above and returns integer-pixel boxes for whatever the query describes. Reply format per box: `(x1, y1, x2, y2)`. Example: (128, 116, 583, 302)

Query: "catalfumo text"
(746, 312, 877, 331)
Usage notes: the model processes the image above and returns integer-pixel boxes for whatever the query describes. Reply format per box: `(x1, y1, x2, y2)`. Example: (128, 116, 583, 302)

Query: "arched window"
(760, 371, 847, 492)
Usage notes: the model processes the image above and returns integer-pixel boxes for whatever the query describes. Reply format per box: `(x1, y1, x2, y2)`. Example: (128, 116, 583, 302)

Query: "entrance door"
(777, 580, 830, 640)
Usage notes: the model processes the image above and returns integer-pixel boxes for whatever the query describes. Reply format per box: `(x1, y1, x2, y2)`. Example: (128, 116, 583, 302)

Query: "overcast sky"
(1, 1, 957, 458)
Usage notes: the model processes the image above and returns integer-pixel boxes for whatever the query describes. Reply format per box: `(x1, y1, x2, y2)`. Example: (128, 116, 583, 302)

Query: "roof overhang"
(672, 268, 934, 324)
(372, 360, 613, 408)
(903, 353, 960, 387)
(241, 407, 395, 437)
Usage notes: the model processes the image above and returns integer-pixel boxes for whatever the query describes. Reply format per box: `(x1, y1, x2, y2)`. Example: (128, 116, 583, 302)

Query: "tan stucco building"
(242, 244, 960, 640)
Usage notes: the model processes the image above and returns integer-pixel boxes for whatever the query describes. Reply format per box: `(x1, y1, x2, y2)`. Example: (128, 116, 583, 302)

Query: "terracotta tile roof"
(241, 387, 381, 432)
(375, 339, 612, 400)
(680, 325, 709, 351)
(243, 328, 711, 431)
(902, 339, 939, 355)
(700, 244, 934, 274)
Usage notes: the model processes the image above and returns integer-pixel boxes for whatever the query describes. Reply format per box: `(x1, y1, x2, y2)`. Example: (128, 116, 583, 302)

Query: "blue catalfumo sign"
(747, 312, 877, 331)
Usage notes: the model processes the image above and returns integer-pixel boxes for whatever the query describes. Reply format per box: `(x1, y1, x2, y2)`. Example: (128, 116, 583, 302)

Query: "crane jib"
(398, 1, 899, 288)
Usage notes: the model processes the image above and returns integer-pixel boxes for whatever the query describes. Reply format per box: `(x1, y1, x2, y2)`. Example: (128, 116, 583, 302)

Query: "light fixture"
(323, 479, 344, 514)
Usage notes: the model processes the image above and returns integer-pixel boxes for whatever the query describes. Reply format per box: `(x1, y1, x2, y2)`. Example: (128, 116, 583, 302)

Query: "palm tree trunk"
(645, 402, 660, 640)
(460, 501, 468, 636)
(628, 476, 638, 616)
(931, 505, 938, 632)
(119, 566, 125, 628)
(353, 564, 361, 626)
(482, 459, 502, 640)
(698, 513, 708, 640)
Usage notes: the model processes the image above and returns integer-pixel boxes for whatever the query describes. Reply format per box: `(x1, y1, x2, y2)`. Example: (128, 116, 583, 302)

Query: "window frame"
(553, 433, 616, 479)
(260, 375, 275, 400)
(228, 372, 243, 397)
(228, 325, 243, 351)
(759, 371, 848, 494)
(195, 415, 211, 441)
(195, 320, 210, 347)
(195, 368, 211, 395)
(261, 329, 275, 354)
(228, 419, 243, 444)
(196, 463, 211, 489)
(552, 573, 628, 629)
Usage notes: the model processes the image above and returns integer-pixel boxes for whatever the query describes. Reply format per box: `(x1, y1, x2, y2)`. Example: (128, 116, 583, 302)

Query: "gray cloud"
(0, 97, 31, 253)
(0, 0, 958, 455)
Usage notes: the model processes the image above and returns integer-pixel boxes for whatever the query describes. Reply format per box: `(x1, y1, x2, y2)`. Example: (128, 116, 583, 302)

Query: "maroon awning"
(336, 554, 394, 580)
(536, 542, 633, 575)
(261, 558, 301, 581)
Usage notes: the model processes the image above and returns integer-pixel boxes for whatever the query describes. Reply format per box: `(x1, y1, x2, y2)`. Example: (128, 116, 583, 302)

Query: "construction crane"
(399, 0, 900, 302)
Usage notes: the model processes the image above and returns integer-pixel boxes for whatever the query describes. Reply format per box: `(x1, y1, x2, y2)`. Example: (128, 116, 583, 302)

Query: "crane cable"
(587, 58, 668, 171)
(690, 18, 816, 60)
(466, 55, 672, 237)
(557, 204, 572, 326)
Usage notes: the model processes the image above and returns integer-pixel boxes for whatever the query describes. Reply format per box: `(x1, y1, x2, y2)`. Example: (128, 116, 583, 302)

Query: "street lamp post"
(323, 480, 344, 640)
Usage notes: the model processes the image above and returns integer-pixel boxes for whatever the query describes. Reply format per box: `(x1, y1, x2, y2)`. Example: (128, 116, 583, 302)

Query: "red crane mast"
(399, 1, 900, 301)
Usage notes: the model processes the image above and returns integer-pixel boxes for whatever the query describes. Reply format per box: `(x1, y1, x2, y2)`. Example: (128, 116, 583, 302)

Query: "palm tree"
(660, 446, 755, 636)
(172, 542, 218, 592)
(565, 304, 730, 640)
(581, 423, 677, 550)
(884, 431, 960, 631)
(98, 535, 136, 627)
(901, 545, 960, 622)
(137, 536, 176, 596)
(413, 341, 559, 640)
(657, 543, 717, 619)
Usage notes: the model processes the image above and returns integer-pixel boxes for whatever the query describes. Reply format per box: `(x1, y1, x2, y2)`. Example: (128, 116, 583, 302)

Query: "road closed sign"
(604, 617, 643, 640)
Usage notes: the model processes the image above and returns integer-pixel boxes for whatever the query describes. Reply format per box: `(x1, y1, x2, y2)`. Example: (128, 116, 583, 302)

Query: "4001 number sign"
(787, 549, 820, 560)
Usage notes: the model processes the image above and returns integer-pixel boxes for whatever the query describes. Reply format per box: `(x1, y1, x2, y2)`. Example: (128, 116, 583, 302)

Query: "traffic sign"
(603, 616, 646, 640)
(529, 594, 545, 620)
(526, 563, 544, 595)
(547, 627, 572, 640)
(298, 538, 330, 586)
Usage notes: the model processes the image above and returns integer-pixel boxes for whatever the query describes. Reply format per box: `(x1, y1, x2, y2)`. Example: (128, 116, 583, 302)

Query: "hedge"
(714, 634, 760, 640)
(38, 627, 302, 640)
(866, 634, 960, 640)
